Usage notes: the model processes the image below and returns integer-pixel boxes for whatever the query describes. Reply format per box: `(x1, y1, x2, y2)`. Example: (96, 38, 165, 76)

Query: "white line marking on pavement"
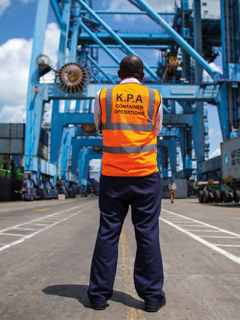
(40, 218, 62, 221)
(0, 203, 91, 234)
(161, 218, 186, 220)
(172, 221, 203, 223)
(201, 236, 239, 238)
(14, 227, 37, 231)
(0, 233, 23, 237)
(0, 202, 96, 253)
(161, 209, 240, 265)
(166, 220, 197, 223)
(28, 223, 50, 226)
(184, 230, 223, 232)
(36, 221, 56, 224)
(165, 220, 195, 222)
(176, 225, 207, 227)
(161, 209, 240, 238)
(214, 244, 240, 247)
(42, 217, 61, 220)
(0, 199, 81, 214)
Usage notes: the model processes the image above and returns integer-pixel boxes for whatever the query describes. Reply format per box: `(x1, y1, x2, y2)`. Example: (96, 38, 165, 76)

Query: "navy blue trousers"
(88, 172, 165, 306)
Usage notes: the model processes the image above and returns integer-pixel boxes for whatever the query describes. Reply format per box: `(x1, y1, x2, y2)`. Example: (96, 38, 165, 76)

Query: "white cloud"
(145, 0, 181, 11)
(209, 148, 220, 159)
(0, 38, 32, 106)
(0, 104, 26, 123)
(103, 0, 179, 21)
(0, 23, 60, 123)
(103, 0, 136, 21)
(0, 0, 11, 16)
(105, 0, 134, 11)
(105, 0, 180, 12)
(103, 0, 220, 23)
(43, 22, 60, 63)
(203, 62, 223, 80)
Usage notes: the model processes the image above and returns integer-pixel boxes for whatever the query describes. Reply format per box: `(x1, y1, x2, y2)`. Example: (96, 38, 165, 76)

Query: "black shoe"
(145, 296, 166, 312)
(91, 302, 108, 310)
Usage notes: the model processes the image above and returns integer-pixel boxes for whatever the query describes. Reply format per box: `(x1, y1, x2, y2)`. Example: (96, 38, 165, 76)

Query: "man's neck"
(120, 77, 141, 84)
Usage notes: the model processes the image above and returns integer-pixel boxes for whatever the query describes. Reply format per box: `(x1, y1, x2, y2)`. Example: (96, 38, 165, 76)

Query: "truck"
(0, 161, 24, 201)
(197, 135, 240, 203)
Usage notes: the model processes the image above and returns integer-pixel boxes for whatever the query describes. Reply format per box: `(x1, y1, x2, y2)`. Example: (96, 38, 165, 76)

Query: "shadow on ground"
(43, 284, 144, 310)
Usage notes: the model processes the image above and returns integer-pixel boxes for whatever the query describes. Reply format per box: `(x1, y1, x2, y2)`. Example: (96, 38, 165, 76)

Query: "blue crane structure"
(24, 0, 240, 196)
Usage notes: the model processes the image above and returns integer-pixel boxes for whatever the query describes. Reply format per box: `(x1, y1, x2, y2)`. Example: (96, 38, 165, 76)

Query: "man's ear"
(118, 70, 121, 79)
(140, 72, 145, 82)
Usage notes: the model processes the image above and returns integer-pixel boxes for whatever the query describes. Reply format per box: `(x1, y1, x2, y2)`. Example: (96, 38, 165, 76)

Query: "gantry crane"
(23, 0, 240, 198)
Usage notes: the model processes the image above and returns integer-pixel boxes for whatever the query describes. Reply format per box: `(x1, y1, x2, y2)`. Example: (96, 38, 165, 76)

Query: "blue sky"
(0, 0, 222, 159)
(0, 0, 38, 45)
(0, 0, 57, 44)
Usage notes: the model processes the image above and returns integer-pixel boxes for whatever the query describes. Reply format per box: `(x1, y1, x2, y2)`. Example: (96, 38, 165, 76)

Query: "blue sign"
(224, 153, 229, 167)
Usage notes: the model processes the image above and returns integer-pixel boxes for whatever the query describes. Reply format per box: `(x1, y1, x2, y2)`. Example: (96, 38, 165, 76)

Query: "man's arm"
(153, 94, 163, 136)
(94, 90, 102, 133)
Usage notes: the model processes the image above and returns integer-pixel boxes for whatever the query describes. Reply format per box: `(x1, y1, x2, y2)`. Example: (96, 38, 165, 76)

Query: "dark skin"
(118, 55, 145, 82)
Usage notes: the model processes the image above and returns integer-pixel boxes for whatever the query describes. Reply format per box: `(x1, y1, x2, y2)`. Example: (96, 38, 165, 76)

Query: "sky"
(0, 0, 223, 161)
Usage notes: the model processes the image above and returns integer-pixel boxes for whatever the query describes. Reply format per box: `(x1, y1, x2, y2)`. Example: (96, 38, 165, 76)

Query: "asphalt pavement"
(0, 196, 240, 320)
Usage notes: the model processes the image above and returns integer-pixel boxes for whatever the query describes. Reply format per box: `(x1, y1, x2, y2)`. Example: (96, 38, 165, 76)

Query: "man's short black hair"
(119, 55, 144, 79)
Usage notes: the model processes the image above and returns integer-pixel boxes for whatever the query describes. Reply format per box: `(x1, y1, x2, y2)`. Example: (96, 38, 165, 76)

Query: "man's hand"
(99, 123, 102, 134)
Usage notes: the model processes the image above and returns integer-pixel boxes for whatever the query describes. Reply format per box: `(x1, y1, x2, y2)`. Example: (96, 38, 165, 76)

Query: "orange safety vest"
(99, 82, 161, 177)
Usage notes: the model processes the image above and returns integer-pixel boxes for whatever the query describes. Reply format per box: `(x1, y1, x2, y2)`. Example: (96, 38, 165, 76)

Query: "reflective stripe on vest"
(102, 87, 156, 132)
(103, 143, 157, 154)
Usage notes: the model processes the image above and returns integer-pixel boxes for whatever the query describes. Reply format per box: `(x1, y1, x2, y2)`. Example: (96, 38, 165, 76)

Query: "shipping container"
(0, 139, 10, 153)
(0, 155, 9, 162)
(38, 141, 48, 160)
(0, 124, 10, 138)
(10, 124, 25, 139)
(9, 139, 24, 154)
(201, 0, 220, 19)
(0, 139, 24, 154)
(0, 124, 25, 139)
(0, 124, 51, 201)
(40, 128, 49, 146)
(10, 155, 24, 167)
(221, 135, 240, 181)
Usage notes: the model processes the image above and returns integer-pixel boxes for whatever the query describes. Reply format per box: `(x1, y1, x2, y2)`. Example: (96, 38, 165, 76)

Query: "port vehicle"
(42, 180, 53, 200)
(0, 161, 24, 201)
(57, 181, 69, 198)
(197, 136, 240, 203)
(67, 183, 77, 198)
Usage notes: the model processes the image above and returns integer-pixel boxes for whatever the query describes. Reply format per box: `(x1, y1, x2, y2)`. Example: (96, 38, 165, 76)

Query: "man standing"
(169, 179, 177, 203)
(88, 55, 166, 313)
